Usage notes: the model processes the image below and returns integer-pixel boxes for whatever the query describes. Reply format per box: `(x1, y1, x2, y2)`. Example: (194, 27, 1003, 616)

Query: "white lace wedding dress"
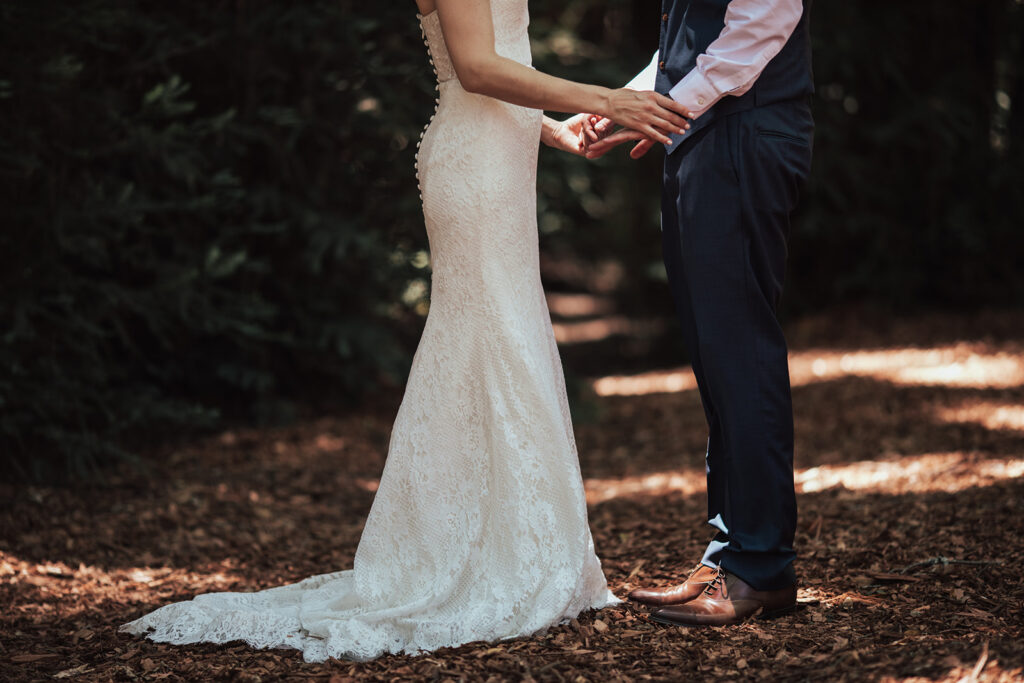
(119, 0, 617, 663)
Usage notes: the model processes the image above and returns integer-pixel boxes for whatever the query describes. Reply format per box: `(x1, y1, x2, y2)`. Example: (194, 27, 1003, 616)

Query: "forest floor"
(3, 307, 1024, 682)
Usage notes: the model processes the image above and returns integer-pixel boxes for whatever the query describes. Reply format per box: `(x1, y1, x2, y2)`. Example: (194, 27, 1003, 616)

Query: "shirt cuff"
(625, 52, 659, 92)
(668, 69, 723, 120)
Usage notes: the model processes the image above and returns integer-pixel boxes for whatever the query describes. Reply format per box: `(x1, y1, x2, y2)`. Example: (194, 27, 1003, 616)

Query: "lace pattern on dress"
(119, 0, 618, 662)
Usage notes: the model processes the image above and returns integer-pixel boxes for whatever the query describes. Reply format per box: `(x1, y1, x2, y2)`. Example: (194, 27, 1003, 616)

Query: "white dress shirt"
(627, 0, 803, 119)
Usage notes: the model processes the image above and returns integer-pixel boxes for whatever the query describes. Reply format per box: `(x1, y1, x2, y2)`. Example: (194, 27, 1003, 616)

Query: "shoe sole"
(628, 595, 701, 607)
(649, 603, 798, 628)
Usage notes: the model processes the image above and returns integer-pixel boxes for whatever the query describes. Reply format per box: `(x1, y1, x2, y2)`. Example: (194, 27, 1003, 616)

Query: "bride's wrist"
(540, 116, 559, 146)
(596, 88, 614, 120)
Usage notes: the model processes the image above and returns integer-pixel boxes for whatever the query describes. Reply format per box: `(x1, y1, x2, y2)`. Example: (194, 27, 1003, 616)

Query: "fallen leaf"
(12, 654, 60, 663)
(867, 572, 921, 583)
(54, 664, 92, 679)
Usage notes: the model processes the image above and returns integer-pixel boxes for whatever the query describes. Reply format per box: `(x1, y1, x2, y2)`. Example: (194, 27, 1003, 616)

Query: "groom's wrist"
(668, 70, 720, 120)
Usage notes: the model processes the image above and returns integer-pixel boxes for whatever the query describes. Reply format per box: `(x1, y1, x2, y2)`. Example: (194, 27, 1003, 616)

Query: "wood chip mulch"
(2, 311, 1023, 682)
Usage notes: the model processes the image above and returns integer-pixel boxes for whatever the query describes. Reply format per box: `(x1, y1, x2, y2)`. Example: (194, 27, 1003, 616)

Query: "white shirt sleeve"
(625, 51, 659, 92)
(668, 0, 803, 119)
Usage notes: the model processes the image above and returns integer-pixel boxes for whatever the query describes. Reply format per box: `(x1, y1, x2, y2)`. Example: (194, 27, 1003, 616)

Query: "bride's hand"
(603, 89, 691, 146)
(541, 115, 587, 156)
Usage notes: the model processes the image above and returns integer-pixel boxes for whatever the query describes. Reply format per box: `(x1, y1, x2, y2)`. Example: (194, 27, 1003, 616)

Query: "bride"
(120, 0, 691, 662)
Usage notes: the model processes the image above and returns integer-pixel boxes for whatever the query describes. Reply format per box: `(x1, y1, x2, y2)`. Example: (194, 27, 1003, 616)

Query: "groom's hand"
(585, 128, 658, 160)
(583, 115, 616, 145)
(582, 116, 649, 159)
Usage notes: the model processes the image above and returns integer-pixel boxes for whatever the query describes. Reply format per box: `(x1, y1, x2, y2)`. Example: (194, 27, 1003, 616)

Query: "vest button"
(659, 60, 666, 72)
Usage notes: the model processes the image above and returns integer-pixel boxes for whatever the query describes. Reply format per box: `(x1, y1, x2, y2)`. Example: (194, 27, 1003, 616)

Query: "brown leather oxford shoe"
(649, 568, 797, 627)
(627, 563, 720, 606)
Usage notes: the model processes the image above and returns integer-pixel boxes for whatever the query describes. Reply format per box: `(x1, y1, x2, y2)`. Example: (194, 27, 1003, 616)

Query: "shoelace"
(703, 567, 727, 597)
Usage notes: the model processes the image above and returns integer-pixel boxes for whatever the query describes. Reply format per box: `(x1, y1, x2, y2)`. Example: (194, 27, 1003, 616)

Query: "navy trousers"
(661, 98, 814, 591)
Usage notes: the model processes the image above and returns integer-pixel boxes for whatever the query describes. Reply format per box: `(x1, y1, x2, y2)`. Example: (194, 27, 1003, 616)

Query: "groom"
(584, 0, 814, 626)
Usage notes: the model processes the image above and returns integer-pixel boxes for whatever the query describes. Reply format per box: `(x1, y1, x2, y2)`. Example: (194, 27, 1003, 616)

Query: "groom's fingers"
(638, 121, 673, 146)
(630, 139, 656, 159)
(584, 116, 614, 142)
(604, 129, 649, 146)
(585, 128, 647, 158)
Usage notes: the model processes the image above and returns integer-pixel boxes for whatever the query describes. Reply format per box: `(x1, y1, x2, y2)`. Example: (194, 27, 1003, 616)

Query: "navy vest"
(656, 0, 814, 153)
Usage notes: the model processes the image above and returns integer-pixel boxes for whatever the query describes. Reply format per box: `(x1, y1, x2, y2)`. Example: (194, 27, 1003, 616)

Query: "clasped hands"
(545, 89, 691, 159)
(581, 115, 666, 160)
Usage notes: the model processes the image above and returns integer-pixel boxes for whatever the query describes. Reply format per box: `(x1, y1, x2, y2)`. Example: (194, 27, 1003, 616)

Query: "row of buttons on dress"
(414, 17, 442, 202)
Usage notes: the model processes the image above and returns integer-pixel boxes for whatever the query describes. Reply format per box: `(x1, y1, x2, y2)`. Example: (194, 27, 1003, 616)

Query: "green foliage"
(0, 0, 433, 481)
(1, 0, 1021, 481)
(789, 0, 1024, 310)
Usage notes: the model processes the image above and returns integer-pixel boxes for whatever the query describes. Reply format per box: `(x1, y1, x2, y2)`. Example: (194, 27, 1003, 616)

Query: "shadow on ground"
(2, 309, 1022, 681)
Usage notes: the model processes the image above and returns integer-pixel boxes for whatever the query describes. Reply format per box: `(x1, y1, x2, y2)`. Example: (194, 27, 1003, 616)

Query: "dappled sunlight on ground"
(1, 552, 244, 620)
(585, 453, 1024, 503)
(937, 400, 1024, 432)
(789, 345, 1024, 389)
(585, 469, 705, 504)
(795, 453, 1024, 494)
(552, 315, 666, 345)
(592, 343, 1024, 397)
(545, 292, 615, 318)
(593, 367, 699, 396)
(112, 447, 1024, 510)
(3, 314, 1022, 681)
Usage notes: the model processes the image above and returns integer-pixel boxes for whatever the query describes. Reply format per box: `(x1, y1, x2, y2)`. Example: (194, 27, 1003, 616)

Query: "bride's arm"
(436, 0, 691, 146)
